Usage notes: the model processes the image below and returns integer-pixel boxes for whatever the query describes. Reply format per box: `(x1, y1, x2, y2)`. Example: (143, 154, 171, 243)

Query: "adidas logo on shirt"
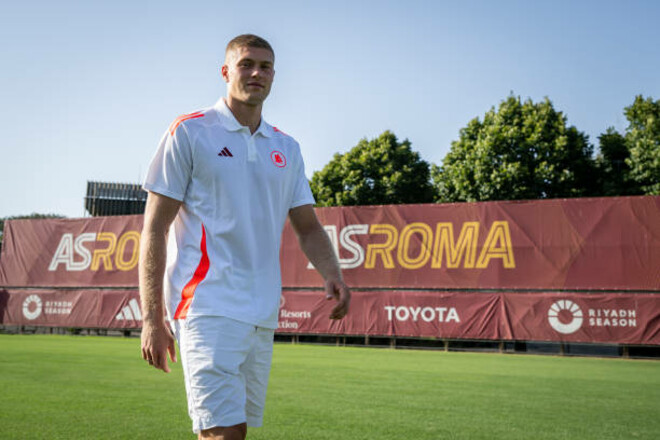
(218, 147, 233, 157)
(115, 298, 142, 321)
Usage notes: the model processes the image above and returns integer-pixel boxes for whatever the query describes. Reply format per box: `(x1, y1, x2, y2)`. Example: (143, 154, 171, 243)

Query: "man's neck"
(224, 97, 262, 134)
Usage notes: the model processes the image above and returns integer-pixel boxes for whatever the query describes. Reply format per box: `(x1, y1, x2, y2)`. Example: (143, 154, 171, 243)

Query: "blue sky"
(1, 0, 658, 218)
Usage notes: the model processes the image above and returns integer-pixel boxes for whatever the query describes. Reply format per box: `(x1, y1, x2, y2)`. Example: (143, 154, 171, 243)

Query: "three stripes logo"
(218, 147, 234, 157)
(116, 298, 142, 321)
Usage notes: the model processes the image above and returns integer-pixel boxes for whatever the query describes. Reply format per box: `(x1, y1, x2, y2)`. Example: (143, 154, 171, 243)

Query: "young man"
(139, 34, 350, 440)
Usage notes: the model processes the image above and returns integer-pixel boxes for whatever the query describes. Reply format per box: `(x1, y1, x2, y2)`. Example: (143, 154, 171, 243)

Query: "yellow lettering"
(397, 223, 432, 269)
(476, 221, 515, 268)
(365, 224, 398, 269)
(431, 222, 479, 268)
(115, 231, 140, 271)
(91, 232, 117, 271)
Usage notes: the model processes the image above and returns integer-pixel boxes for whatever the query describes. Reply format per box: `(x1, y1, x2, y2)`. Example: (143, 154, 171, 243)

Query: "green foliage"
(432, 95, 597, 202)
(594, 127, 639, 196)
(309, 131, 435, 206)
(624, 95, 660, 195)
(593, 95, 660, 196)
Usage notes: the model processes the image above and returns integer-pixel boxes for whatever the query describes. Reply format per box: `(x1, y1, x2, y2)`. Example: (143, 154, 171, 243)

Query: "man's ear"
(221, 65, 229, 83)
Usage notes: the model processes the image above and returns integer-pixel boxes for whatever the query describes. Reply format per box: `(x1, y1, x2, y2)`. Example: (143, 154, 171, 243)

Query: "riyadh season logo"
(548, 300, 583, 334)
(23, 295, 43, 320)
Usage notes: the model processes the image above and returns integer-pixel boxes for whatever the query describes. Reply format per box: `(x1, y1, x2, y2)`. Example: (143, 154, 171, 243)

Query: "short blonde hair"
(225, 34, 274, 61)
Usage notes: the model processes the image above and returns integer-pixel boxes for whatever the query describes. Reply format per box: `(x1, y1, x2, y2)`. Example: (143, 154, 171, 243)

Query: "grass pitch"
(0, 335, 658, 439)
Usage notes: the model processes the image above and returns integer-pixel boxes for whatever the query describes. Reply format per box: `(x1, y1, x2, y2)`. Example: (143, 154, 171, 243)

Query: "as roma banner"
(0, 215, 143, 287)
(1, 197, 659, 291)
(0, 289, 142, 329)
(280, 196, 660, 291)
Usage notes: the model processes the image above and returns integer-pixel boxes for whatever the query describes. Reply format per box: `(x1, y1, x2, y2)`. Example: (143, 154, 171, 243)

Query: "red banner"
(275, 290, 659, 345)
(0, 197, 658, 345)
(2, 288, 657, 344)
(281, 196, 660, 291)
(501, 293, 660, 345)
(0, 289, 142, 328)
(276, 290, 502, 340)
(1, 197, 659, 291)
(0, 215, 143, 287)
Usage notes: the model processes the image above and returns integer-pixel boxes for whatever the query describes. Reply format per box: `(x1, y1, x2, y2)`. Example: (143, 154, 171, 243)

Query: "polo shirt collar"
(214, 98, 273, 138)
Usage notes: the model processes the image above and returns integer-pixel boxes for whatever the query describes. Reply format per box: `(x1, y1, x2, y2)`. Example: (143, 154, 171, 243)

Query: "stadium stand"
(84, 181, 146, 216)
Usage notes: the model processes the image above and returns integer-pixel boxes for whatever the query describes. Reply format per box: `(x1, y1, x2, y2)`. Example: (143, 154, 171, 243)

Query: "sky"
(1, 0, 659, 218)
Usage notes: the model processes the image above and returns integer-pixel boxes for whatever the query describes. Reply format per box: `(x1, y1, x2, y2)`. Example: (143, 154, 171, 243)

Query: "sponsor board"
(502, 293, 654, 344)
(272, 291, 659, 345)
(2, 289, 142, 329)
(546, 299, 639, 336)
(22, 294, 73, 320)
(2, 289, 658, 344)
(276, 290, 500, 340)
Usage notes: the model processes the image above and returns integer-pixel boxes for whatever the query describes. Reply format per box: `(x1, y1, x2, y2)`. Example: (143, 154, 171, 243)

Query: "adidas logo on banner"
(116, 298, 142, 321)
(218, 147, 233, 157)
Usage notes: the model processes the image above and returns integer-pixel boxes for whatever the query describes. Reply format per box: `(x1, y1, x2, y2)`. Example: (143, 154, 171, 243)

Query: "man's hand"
(141, 320, 177, 373)
(325, 278, 350, 320)
(139, 191, 181, 373)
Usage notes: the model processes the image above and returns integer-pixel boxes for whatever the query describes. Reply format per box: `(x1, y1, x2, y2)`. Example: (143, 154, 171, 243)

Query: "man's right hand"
(141, 320, 177, 373)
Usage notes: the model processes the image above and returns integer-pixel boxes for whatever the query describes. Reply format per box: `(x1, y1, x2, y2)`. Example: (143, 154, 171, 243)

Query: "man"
(139, 34, 350, 440)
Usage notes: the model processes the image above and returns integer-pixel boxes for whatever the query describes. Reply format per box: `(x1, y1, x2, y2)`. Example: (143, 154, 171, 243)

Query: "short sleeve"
(290, 153, 315, 209)
(143, 123, 193, 201)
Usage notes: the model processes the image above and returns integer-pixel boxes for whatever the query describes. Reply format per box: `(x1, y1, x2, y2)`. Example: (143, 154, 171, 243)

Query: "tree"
(594, 127, 639, 196)
(309, 131, 435, 206)
(432, 95, 597, 202)
(624, 95, 660, 195)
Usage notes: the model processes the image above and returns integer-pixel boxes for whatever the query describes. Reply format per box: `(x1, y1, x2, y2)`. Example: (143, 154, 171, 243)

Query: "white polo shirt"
(144, 98, 315, 329)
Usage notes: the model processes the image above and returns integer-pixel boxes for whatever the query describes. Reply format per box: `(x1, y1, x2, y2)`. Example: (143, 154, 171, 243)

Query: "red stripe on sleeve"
(169, 112, 204, 136)
(173, 224, 210, 320)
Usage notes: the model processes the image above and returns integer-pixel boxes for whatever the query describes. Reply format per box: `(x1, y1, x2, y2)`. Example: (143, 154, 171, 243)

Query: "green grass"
(0, 335, 658, 439)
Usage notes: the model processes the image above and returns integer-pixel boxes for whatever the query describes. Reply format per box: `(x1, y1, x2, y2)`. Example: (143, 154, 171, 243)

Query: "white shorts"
(172, 315, 275, 433)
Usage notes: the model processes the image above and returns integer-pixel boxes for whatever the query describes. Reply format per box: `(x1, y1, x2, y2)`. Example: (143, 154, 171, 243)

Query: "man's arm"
(139, 191, 182, 373)
(288, 204, 350, 319)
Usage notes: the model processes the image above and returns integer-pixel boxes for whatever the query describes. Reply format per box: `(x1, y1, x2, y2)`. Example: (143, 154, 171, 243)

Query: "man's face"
(222, 46, 275, 105)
